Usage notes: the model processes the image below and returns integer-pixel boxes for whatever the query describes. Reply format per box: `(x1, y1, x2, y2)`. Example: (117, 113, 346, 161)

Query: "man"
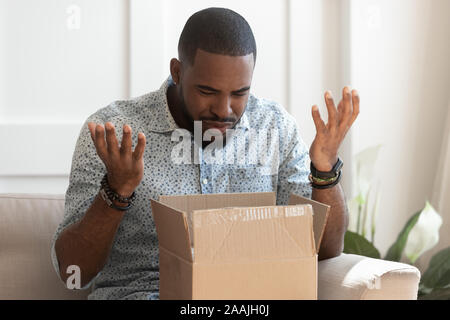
(52, 7, 359, 300)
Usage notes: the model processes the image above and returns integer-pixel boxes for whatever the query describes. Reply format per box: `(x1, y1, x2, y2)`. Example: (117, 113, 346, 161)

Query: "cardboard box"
(150, 192, 330, 300)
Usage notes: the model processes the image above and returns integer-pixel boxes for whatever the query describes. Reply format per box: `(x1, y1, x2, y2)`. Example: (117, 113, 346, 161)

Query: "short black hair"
(178, 7, 257, 66)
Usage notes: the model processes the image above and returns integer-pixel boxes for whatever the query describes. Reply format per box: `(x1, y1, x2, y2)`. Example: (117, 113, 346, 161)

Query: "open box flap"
(150, 199, 193, 262)
(160, 192, 276, 247)
(288, 194, 330, 254)
(192, 205, 315, 263)
(159, 192, 276, 212)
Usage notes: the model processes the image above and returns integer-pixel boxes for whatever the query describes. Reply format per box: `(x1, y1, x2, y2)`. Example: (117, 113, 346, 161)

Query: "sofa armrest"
(318, 253, 421, 300)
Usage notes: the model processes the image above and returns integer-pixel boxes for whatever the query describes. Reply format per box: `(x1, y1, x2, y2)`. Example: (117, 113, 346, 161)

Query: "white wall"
(0, 0, 129, 191)
(0, 0, 292, 194)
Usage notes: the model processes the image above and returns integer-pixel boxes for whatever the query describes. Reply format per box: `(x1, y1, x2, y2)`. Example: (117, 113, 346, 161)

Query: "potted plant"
(343, 146, 450, 299)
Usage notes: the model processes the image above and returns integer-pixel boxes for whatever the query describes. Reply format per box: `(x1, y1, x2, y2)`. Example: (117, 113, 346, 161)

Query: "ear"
(170, 58, 181, 85)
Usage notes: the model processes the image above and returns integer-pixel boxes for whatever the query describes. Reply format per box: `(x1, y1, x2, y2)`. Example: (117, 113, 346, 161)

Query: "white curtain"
(432, 98, 450, 242)
(418, 98, 450, 271)
(432, 100, 450, 224)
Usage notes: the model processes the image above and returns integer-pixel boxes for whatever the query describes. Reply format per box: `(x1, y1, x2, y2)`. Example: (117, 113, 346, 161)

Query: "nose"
(210, 95, 233, 121)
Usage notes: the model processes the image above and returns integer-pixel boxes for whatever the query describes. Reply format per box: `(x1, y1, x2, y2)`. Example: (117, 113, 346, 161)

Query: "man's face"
(177, 49, 254, 135)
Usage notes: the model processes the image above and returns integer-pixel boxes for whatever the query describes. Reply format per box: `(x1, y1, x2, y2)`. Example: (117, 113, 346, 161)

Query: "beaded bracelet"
(100, 188, 132, 211)
(100, 174, 136, 204)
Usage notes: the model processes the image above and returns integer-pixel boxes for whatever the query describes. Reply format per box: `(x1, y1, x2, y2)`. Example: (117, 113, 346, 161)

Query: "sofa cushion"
(0, 194, 89, 299)
(318, 253, 421, 300)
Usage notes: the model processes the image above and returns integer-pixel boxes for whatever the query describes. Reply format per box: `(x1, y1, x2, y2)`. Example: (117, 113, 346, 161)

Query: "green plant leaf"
(343, 231, 380, 259)
(384, 210, 421, 262)
(355, 194, 365, 206)
(418, 283, 433, 296)
(418, 287, 450, 300)
(404, 201, 442, 264)
(421, 247, 450, 289)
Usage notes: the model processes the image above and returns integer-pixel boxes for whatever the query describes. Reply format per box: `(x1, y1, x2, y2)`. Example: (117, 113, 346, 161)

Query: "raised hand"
(309, 87, 360, 171)
(87, 122, 146, 197)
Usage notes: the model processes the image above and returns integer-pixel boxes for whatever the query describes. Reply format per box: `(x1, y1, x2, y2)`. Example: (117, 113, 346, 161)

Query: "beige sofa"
(0, 193, 421, 300)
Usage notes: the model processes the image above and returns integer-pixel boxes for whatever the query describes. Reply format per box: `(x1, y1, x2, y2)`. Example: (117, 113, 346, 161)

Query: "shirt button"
(202, 178, 208, 185)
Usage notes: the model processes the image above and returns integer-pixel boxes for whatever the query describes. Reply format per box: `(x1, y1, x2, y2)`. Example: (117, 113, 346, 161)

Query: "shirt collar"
(234, 104, 250, 131)
(147, 76, 179, 133)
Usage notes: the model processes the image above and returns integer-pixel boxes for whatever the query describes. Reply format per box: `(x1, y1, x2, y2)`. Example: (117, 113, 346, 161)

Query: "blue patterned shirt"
(51, 76, 312, 300)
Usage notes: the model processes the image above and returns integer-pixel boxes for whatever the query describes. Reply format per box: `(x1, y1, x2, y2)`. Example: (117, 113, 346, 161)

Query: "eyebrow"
(196, 85, 251, 94)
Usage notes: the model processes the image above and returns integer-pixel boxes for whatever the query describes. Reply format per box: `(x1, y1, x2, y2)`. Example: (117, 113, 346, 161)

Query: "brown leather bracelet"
(309, 171, 342, 189)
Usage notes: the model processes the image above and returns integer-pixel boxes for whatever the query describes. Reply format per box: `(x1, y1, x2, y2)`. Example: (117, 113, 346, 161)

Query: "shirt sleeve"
(50, 113, 107, 289)
(276, 117, 312, 205)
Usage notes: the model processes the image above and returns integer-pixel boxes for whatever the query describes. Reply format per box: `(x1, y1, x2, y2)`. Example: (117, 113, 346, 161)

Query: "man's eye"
(233, 93, 247, 97)
(199, 90, 214, 95)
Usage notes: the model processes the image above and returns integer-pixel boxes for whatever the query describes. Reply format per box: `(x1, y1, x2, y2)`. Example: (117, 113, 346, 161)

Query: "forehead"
(184, 49, 254, 88)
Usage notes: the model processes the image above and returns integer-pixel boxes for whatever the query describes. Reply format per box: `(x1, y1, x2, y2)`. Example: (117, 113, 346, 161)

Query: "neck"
(167, 83, 193, 133)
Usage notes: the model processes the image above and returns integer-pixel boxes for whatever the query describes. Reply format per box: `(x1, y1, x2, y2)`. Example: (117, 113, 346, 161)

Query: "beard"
(178, 82, 243, 124)
(176, 82, 247, 149)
